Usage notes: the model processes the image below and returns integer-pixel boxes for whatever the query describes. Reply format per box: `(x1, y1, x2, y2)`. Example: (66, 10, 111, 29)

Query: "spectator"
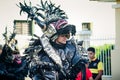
(76, 61, 93, 80)
(87, 47, 103, 80)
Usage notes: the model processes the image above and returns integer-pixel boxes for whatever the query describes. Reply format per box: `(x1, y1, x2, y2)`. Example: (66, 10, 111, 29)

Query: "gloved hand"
(69, 60, 86, 79)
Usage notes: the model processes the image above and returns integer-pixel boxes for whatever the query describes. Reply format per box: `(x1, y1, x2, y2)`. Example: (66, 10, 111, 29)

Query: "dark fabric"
(88, 59, 100, 69)
(92, 73, 102, 80)
(0, 52, 27, 80)
(88, 59, 102, 80)
(29, 40, 83, 80)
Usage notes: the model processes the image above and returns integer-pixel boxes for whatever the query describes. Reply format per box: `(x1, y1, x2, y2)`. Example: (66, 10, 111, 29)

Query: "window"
(82, 22, 92, 31)
(14, 20, 33, 35)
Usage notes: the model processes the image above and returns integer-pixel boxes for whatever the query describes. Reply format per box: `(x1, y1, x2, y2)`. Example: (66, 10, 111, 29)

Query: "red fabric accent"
(76, 68, 92, 80)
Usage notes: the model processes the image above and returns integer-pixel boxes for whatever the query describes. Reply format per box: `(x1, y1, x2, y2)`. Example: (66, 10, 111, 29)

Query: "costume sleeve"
(98, 62, 103, 71)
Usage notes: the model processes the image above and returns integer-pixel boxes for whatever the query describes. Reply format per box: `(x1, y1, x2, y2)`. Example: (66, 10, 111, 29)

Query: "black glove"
(69, 60, 86, 80)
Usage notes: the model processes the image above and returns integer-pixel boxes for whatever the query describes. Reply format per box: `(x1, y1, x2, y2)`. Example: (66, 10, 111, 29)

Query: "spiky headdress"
(0, 27, 19, 63)
(18, 0, 76, 40)
(2, 27, 19, 53)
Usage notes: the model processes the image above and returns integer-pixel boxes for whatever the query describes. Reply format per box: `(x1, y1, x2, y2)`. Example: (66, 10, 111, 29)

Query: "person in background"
(87, 47, 103, 80)
(76, 60, 93, 80)
(0, 39, 27, 80)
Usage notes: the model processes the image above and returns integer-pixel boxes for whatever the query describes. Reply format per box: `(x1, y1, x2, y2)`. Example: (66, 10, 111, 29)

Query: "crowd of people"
(0, 0, 103, 80)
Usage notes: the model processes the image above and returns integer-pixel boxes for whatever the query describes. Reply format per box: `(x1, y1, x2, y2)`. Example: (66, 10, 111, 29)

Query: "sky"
(0, 0, 116, 38)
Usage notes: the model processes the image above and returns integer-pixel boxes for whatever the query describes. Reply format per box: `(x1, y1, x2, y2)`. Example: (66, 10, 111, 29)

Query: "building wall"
(111, 3, 120, 80)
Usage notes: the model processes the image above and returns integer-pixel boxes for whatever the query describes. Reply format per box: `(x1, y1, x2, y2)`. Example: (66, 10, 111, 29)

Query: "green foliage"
(92, 44, 114, 75)
(92, 44, 114, 58)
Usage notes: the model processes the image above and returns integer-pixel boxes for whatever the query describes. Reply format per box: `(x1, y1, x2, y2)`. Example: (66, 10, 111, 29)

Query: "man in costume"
(18, 0, 87, 80)
(0, 29, 28, 80)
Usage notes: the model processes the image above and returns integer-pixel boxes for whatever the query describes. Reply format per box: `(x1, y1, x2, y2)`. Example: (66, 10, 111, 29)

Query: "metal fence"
(81, 36, 115, 76)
